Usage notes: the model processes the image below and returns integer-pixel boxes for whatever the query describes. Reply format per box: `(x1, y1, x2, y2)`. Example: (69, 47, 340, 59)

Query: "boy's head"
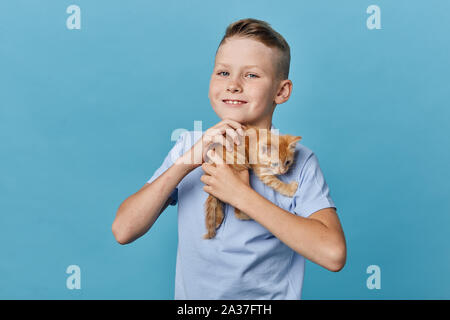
(208, 18, 293, 129)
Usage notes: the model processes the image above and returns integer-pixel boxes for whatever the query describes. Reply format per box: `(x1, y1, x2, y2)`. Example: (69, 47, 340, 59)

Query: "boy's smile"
(222, 99, 247, 106)
(208, 36, 292, 130)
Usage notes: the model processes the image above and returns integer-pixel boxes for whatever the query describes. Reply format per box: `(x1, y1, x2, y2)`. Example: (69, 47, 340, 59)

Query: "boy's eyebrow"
(216, 62, 264, 70)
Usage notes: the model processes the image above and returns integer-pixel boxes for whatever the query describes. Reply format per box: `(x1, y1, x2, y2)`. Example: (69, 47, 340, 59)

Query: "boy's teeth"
(225, 100, 245, 104)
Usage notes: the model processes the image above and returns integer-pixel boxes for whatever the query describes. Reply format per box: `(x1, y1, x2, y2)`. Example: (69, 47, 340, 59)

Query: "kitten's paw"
(203, 229, 216, 239)
(234, 208, 253, 220)
(287, 181, 299, 197)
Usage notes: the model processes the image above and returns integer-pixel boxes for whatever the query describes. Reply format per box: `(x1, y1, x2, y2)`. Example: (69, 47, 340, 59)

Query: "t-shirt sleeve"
(146, 131, 187, 206)
(290, 152, 337, 218)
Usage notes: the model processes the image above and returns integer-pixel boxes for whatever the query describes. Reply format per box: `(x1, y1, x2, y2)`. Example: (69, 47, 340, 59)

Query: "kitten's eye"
(271, 163, 279, 167)
(285, 160, 291, 166)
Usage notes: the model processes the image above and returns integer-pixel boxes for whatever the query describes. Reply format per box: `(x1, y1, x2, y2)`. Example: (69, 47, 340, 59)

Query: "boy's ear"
(274, 79, 293, 105)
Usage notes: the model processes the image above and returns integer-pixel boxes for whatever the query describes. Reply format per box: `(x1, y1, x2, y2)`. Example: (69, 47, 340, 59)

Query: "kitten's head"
(259, 133, 302, 175)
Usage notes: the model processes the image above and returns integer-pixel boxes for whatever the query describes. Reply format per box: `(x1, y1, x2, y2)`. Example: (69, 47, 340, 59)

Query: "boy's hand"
(200, 149, 251, 208)
(176, 119, 246, 169)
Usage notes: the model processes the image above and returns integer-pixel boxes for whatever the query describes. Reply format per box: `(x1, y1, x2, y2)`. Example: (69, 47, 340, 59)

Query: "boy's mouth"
(222, 99, 247, 106)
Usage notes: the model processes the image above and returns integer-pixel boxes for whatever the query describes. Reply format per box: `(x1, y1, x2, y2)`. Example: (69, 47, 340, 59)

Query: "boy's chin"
(214, 110, 248, 124)
(220, 115, 249, 124)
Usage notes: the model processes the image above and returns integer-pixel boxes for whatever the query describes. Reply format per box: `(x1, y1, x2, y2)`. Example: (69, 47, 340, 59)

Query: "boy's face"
(208, 37, 287, 129)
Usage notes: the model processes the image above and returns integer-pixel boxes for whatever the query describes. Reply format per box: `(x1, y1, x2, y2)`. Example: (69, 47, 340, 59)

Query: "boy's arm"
(201, 152, 346, 272)
(112, 120, 245, 245)
(112, 129, 194, 245)
(235, 190, 346, 272)
(112, 160, 195, 245)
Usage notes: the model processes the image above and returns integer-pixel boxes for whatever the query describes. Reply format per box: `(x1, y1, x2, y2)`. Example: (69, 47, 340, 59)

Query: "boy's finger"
(201, 163, 216, 174)
(221, 120, 246, 136)
(212, 134, 233, 152)
(200, 174, 212, 185)
(207, 149, 224, 164)
(225, 128, 240, 145)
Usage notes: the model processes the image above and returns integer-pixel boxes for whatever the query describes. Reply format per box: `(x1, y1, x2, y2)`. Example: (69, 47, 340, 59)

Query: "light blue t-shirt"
(147, 124, 336, 300)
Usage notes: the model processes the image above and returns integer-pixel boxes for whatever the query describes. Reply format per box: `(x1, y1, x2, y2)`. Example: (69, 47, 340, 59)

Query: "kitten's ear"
(288, 136, 302, 150)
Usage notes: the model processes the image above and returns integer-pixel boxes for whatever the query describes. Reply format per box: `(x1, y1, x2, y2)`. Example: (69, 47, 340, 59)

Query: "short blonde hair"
(217, 18, 291, 80)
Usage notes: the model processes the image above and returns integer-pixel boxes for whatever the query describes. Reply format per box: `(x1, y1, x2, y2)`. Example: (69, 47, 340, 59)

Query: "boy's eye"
(216, 71, 258, 78)
(271, 162, 279, 167)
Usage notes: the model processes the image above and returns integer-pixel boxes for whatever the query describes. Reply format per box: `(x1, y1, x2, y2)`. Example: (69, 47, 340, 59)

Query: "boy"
(112, 18, 346, 299)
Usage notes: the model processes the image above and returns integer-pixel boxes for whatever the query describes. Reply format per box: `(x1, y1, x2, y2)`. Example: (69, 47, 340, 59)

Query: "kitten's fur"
(203, 125, 302, 239)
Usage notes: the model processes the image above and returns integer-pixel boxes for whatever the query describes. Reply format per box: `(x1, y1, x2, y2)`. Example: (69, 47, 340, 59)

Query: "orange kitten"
(203, 125, 301, 239)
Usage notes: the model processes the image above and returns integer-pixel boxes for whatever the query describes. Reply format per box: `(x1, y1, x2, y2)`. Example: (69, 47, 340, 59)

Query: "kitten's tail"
(204, 195, 219, 239)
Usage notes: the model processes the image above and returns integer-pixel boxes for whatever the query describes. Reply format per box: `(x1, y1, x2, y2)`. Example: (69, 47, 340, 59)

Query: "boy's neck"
(241, 113, 274, 131)
(243, 120, 273, 131)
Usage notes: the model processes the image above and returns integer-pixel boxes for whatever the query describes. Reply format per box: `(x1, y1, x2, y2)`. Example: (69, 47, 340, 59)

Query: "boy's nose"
(227, 83, 242, 93)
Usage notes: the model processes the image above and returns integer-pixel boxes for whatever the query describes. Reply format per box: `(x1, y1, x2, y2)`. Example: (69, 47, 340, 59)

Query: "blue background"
(1, 0, 449, 299)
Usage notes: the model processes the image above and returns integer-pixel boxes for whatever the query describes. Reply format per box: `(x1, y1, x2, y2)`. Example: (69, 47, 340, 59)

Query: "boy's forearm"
(112, 160, 196, 244)
(234, 187, 345, 272)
